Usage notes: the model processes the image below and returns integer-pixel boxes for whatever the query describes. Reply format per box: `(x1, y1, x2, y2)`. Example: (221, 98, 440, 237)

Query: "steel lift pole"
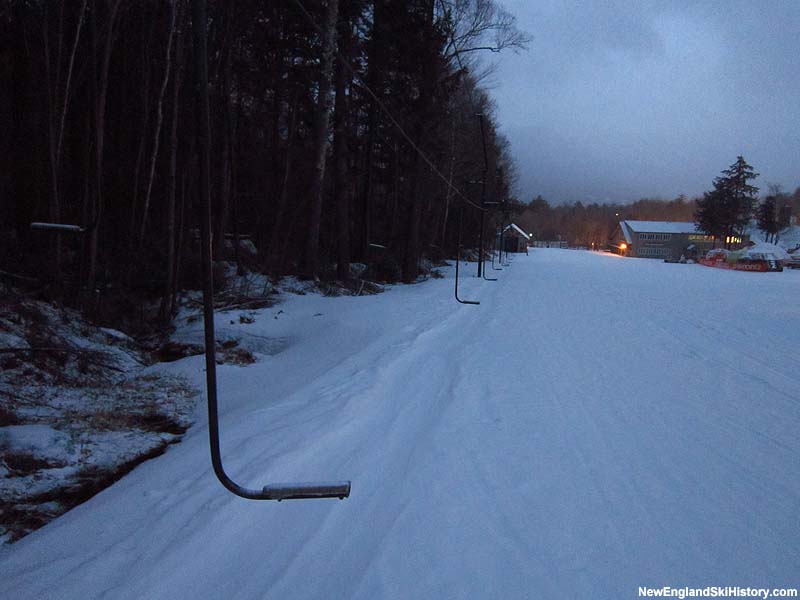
(454, 202, 480, 305)
(481, 220, 498, 281)
(476, 114, 488, 279)
(476, 115, 498, 282)
(491, 225, 503, 271)
(499, 223, 505, 265)
(499, 209, 510, 267)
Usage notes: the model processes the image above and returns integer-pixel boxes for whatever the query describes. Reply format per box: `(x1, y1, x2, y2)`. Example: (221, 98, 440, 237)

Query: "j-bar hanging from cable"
(192, 0, 349, 501)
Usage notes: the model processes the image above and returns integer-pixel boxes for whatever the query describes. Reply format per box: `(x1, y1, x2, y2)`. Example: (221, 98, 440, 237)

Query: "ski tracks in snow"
(2, 252, 800, 599)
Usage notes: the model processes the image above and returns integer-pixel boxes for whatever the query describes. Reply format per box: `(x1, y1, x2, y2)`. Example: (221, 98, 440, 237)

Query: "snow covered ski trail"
(2, 251, 799, 599)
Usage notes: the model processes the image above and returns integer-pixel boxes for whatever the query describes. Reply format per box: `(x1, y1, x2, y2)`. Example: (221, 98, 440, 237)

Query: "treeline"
(0, 0, 527, 323)
(515, 195, 698, 248)
(516, 158, 799, 248)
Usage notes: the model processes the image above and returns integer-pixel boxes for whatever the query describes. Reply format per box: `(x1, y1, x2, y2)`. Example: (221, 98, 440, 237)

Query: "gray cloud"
(494, 1, 800, 203)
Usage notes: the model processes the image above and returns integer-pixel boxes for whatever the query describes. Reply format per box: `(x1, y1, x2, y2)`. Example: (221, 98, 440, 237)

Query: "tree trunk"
(128, 10, 155, 266)
(402, 0, 436, 283)
(43, 0, 88, 277)
(171, 170, 188, 316)
(231, 126, 242, 276)
(388, 143, 400, 243)
(333, 12, 352, 280)
(9, 3, 32, 245)
(260, 10, 285, 255)
(212, 0, 237, 260)
(79, 80, 93, 287)
(138, 0, 179, 252)
(304, 0, 340, 278)
(265, 98, 297, 275)
(441, 122, 456, 248)
(359, 0, 386, 262)
(42, 5, 65, 277)
(87, 0, 124, 296)
(159, 14, 185, 323)
(403, 151, 425, 282)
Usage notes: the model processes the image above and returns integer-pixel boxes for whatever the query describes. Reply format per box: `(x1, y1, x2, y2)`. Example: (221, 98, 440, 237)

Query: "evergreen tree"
(695, 156, 759, 247)
(720, 156, 759, 241)
(695, 187, 727, 245)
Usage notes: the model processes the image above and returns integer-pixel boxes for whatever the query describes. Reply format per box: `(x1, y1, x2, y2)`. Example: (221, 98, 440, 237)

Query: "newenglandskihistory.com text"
(639, 587, 798, 599)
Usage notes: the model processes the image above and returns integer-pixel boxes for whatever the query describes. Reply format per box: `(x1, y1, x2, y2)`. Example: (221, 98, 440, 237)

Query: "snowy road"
(3, 250, 799, 599)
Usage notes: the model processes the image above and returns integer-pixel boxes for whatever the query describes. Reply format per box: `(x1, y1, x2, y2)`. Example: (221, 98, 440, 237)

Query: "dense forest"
(4, 1, 798, 330)
(0, 0, 527, 327)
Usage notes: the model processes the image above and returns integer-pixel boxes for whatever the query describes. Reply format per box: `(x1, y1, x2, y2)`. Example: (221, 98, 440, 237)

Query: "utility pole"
(476, 114, 488, 277)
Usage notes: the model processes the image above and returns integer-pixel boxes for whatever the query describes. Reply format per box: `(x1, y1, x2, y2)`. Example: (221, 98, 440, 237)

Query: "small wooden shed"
(502, 223, 531, 253)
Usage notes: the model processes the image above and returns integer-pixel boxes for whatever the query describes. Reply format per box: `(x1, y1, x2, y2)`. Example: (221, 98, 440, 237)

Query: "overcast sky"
(491, 1, 800, 204)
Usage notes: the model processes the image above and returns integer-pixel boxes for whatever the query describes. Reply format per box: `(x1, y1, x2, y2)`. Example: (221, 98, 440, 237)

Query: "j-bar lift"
(192, 0, 349, 501)
(454, 202, 480, 305)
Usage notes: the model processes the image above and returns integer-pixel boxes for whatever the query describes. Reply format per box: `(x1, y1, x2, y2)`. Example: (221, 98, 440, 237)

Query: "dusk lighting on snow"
(4, 1, 799, 598)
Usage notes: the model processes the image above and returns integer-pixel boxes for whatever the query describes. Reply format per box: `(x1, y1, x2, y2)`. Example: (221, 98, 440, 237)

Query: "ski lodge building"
(609, 220, 747, 260)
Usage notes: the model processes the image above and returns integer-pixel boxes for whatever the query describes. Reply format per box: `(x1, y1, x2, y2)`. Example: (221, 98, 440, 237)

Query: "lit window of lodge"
(688, 234, 715, 242)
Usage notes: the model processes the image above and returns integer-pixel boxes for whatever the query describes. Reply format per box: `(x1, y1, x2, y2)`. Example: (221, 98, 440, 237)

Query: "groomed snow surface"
(2, 250, 799, 599)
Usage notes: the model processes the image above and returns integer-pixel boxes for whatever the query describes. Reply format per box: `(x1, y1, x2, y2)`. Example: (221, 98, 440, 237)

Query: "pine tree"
(695, 188, 726, 245)
(721, 156, 759, 241)
(695, 156, 759, 247)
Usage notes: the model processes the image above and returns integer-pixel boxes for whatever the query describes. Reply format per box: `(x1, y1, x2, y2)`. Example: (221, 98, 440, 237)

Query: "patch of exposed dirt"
(0, 296, 198, 544)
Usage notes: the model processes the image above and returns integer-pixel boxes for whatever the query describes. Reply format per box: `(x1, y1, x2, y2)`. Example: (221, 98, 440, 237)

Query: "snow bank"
(0, 298, 198, 542)
(748, 224, 800, 250)
(741, 242, 791, 260)
(0, 425, 73, 463)
(705, 248, 730, 258)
